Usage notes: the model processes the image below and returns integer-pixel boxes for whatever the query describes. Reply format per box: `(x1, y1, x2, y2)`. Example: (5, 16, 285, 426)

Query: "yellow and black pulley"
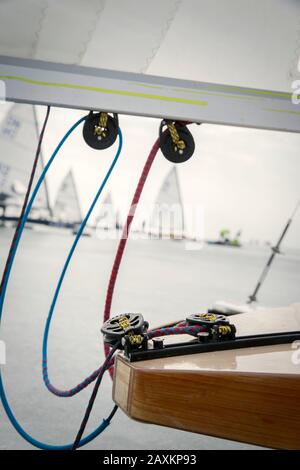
(83, 111, 119, 149)
(186, 312, 236, 341)
(101, 313, 149, 349)
(159, 120, 195, 163)
(187, 312, 228, 326)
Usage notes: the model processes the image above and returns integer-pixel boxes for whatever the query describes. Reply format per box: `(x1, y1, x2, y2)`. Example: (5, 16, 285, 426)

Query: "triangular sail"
(150, 166, 184, 238)
(95, 192, 116, 230)
(53, 170, 81, 225)
(0, 103, 51, 219)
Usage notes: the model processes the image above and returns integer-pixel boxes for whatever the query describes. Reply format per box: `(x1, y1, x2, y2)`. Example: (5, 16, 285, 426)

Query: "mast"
(32, 105, 52, 217)
(248, 200, 300, 304)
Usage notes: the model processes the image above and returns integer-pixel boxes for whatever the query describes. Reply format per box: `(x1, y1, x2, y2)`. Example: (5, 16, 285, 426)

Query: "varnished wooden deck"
(113, 304, 300, 449)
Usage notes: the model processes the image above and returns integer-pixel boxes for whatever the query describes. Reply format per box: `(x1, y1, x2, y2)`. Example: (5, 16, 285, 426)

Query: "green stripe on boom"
(0, 75, 208, 107)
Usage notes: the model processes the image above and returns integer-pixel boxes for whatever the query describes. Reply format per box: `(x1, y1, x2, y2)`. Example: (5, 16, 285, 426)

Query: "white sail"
(52, 170, 81, 225)
(150, 167, 184, 238)
(0, 103, 51, 219)
(95, 192, 116, 230)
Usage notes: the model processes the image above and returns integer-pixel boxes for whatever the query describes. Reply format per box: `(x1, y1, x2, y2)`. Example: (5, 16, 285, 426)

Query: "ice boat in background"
(52, 170, 82, 229)
(149, 166, 184, 240)
(95, 192, 116, 230)
(0, 104, 51, 226)
(206, 229, 242, 248)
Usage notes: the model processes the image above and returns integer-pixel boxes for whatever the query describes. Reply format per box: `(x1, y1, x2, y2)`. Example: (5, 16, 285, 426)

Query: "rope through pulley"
(0, 112, 200, 450)
(83, 111, 119, 149)
(101, 312, 236, 360)
(159, 120, 196, 163)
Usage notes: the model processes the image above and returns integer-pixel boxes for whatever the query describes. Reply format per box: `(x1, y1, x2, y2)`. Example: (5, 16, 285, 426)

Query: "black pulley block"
(187, 313, 236, 341)
(83, 111, 119, 149)
(101, 313, 148, 347)
(159, 121, 195, 163)
(186, 313, 228, 327)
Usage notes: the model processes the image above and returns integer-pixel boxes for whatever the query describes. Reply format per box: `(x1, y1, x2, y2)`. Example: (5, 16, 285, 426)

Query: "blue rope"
(42, 128, 123, 396)
(0, 116, 123, 449)
(0, 373, 111, 450)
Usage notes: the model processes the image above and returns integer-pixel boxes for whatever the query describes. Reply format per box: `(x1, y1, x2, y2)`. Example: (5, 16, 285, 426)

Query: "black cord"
(106, 404, 118, 422)
(72, 343, 120, 451)
(0, 105, 51, 295)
